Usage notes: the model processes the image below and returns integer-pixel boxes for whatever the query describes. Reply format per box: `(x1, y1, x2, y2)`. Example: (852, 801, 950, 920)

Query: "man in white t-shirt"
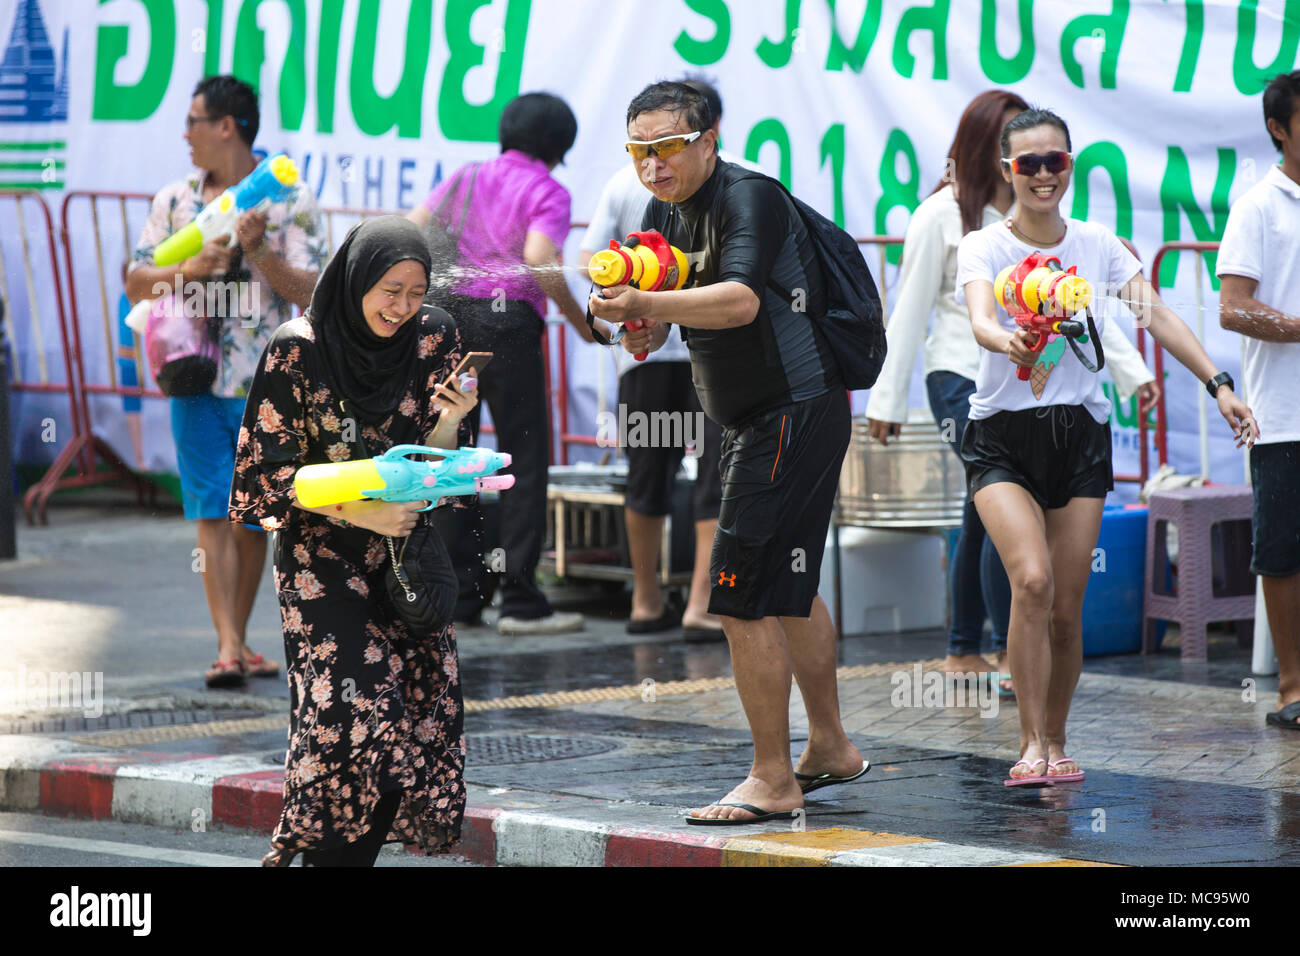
(1217, 69, 1300, 730)
(579, 77, 758, 640)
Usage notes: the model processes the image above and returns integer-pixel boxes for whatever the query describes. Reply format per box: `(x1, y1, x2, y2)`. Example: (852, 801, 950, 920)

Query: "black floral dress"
(230, 310, 469, 865)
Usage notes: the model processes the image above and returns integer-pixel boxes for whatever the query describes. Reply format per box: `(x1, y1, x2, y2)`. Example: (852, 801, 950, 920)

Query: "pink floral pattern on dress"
(230, 310, 469, 866)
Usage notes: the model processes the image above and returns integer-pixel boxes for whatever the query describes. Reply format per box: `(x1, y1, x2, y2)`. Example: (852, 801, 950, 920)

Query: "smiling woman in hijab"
(230, 216, 478, 867)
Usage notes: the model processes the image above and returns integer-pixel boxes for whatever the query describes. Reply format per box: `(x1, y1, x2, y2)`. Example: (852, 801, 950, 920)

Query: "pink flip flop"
(1004, 758, 1050, 787)
(1046, 758, 1085, 783)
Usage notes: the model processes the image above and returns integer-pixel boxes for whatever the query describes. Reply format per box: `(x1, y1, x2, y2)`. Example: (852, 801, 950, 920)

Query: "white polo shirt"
(1216, 163, 1300, 446)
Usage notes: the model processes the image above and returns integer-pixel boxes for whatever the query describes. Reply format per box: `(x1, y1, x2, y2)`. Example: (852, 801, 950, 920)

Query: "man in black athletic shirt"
(591, 82, 869, 824)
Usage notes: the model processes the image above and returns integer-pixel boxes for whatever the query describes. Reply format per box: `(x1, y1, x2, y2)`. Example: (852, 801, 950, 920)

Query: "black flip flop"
(682, 625, 726, 643)
(795, 760, 871, 794)
(1266, 700, 1300, 730)
(626, 605, 682, 634)
(685, 802, 800, 825)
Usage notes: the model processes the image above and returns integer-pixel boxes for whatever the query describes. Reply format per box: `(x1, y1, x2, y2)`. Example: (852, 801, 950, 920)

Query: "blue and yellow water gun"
(153, 153, 300, 266)
(294, 445, 515, 511)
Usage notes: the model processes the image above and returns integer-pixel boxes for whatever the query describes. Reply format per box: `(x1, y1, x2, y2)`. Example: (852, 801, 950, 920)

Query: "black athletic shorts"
(709, 388, 849, 620)
(619, 362, 722, 520)
(1249, 441, 1300, 577)
(960, 404, 1113, 510)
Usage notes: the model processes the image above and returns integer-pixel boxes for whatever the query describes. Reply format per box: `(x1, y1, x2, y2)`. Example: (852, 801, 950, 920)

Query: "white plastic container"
(820, 526, 946, 635)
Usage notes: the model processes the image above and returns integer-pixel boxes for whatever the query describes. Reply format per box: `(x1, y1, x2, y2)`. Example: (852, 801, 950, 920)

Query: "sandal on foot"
(242, 652, 280, 678)
(795, 760, 871, 794)
(1004, 758, 1050, 787)
(1266, 701, 1300, 730)
(205, 659, 246, 688)
(685, 803, 800, 825)
(997, 674, 1016, 699)
(1046, 758, 1085, 783)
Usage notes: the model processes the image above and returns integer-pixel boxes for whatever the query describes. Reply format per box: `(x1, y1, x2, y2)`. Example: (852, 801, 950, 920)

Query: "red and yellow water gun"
(994, 253, 1093, 381)
(587, 231, 688, 360)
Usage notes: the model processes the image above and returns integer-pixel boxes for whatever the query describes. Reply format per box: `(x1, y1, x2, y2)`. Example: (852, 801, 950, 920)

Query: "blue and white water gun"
(153, 153, 299, 266)
(294, 445, 516, 511)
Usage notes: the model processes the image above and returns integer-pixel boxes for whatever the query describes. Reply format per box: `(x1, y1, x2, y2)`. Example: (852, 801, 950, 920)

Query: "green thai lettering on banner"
(232, 0, 308, 132)
(92, 0, 174, 121)
(439, 0, 532, 142)
(675, 0, 730, 65)
(745, 118, 792, 189)
(1172, 0, 1202, 92)
(979, 0, 1033, 84)
(875, 128, 919, 266)
(1158, 146, 1235, 291)
(892, 0, 949, 80)
(756, 0, 801, 69)
(1233, 0, 1300, 95)
(819, 123, 845, 227)
(1070, 141, 1133, 239)
(201, 0, 223, 77)
(825, 0, 883, 72)
(316, 0, 344, 133)
(351, 0, 432, 138)
(1060, 0, 1129, 89)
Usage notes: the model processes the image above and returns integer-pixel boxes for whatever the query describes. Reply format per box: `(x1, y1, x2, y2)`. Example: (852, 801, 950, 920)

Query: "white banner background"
(2, 0, 1296, 496)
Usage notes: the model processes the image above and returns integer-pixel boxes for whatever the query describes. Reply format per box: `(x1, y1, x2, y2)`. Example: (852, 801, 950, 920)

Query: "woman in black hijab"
(231, 217, 477, 866)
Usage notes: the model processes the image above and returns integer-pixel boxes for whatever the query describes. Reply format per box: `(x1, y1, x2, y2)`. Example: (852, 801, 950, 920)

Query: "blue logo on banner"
(0, 0, 68, 189)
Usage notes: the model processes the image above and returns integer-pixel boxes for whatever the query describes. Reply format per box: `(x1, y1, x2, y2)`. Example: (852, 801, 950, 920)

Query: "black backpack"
(732, 171, 887, 391)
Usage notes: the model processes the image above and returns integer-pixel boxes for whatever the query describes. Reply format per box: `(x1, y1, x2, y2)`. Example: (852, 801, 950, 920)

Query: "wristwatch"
(1205, 371, 1234, 398)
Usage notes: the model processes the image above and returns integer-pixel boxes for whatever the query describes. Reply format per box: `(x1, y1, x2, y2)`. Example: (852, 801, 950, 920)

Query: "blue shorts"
(170, 394, 248, 521)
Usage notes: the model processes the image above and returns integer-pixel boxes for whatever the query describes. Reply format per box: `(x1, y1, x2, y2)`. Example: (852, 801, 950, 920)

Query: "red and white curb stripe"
(0, 741, 1072, 866)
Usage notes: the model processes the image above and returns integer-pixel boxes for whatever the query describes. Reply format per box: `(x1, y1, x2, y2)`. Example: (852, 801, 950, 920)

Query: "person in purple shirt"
(408, 93, 597, 635)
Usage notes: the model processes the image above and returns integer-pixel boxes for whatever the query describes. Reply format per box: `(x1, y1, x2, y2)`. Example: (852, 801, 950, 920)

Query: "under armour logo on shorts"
(717, 571, 736, 587)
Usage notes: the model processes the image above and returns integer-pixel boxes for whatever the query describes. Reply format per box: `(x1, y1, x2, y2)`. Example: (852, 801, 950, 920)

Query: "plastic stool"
(1142, 485, 1255, 662)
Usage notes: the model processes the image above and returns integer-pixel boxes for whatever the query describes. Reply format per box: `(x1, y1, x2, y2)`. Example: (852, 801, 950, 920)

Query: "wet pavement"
(3, 497, 1300, 865)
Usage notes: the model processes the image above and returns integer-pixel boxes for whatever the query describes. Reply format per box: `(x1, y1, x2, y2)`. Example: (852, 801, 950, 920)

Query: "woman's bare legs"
(1043, 497, 1106, 776)
(972, 482, 1052, 779)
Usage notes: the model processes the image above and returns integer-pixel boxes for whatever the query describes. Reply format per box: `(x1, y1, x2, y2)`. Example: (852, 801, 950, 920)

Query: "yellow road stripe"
(721, 838, 836, 867)
(741, 827, 933, 850)
(1005, 859, 1123, 867)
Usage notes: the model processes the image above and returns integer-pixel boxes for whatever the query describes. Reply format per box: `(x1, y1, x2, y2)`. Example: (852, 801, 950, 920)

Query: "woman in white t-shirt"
(956, 108, 1258, 786)
(866, 90, 1159, 696)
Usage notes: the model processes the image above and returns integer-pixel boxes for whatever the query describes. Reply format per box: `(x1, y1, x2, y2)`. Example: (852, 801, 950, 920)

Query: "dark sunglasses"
(1002, 151, 1072, 176)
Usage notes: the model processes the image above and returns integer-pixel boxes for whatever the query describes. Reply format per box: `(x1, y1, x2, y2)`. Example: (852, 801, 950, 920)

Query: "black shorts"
(619, 362, 722, 520)
(1249, 441, 1300, 577)
(960, 404, 1113, 510)
(709, 389, 849, 620)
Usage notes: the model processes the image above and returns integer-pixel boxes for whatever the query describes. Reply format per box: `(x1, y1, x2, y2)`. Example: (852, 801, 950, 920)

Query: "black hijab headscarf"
(307, 216, 432, 425)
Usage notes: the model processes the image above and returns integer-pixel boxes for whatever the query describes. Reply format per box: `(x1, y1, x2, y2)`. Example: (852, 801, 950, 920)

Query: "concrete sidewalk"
(4, 500, 1299, 866)
(4, 658, 1300, 866)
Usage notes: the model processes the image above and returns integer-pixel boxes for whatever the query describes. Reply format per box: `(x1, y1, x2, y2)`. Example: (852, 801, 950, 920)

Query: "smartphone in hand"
(443, 351, 493, 392)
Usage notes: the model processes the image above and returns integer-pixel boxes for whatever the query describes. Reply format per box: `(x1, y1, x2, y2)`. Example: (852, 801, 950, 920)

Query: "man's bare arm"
(1219, 274, 1300, 343)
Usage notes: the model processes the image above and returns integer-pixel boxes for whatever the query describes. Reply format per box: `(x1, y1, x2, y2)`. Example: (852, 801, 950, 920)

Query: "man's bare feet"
(793, 739, 865, 784)
(944, 653, 994, 674)
(688, 773, 804, 822)
(682, 607, 722, 631)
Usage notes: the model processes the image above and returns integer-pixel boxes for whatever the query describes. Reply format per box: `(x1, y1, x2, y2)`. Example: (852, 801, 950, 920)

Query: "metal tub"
(837, 410, 966, 528)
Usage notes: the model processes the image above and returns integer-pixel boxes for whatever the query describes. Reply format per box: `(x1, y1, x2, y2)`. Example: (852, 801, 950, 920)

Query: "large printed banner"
(2, 0, 1297, 493)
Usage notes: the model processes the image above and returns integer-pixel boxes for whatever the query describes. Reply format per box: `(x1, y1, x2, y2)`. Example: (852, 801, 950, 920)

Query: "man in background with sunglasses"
(590, 81, 869, 825)
(126, 75, 326, 688)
